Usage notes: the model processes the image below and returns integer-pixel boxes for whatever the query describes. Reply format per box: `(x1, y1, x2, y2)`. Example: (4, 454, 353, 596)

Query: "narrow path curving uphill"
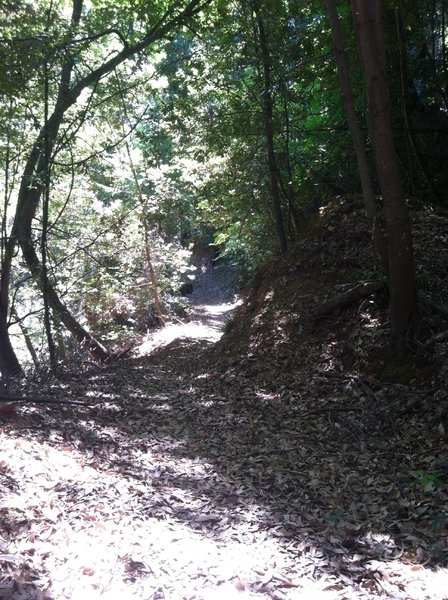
(137, 249, 240, 356)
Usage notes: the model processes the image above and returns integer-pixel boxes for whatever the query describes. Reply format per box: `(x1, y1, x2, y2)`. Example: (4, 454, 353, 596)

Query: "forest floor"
(1, 196, 448, 599)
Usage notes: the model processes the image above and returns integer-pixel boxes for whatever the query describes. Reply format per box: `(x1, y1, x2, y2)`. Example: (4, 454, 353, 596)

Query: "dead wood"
(313, 279, 385, 316)
(424, 330, 448, 347)
(0, 396, 91, 406)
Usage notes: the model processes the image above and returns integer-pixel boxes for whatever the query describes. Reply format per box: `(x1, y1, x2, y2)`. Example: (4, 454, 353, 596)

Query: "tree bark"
(0, 312, 23, 377)
(124, 141, 165, 326)
(352, 0, 418, 341)
(324, 0, 387, 269)
(252, 0, 288, 254)
(0, 103, 22, 376)
(10, 307, 39, 369)
(42, 58, 58, 368)
(19, 239, 111, 361)
(394, 7, 439, 202)
(279, 78, 302, 239)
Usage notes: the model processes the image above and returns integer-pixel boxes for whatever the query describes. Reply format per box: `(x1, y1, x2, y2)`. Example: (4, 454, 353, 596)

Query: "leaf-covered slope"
(1, 195, 448, 599)
(217, 194, 448, 387)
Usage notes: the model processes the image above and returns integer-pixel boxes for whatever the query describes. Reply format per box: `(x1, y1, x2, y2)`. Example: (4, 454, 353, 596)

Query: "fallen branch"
(424, 330, 448, 347)
(0, 396, 91, 406)
(313, 279, 385, 317)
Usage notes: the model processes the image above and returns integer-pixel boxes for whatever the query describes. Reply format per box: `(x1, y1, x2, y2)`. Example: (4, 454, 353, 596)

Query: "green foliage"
(325, 506, 344, 523)
(0, 0, 378, 364)
(150, 0, 361, 269)
(399, 466, 442, 490)
(47, 139, 196, 347)
(223, 313, 237, 335)
(399, 465, 448, 531)
(2, 0, 448, 367)
(0, 0, 209, 364)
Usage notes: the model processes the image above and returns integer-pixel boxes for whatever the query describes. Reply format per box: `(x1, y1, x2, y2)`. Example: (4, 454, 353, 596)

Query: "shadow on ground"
(4, 329, 447, 597)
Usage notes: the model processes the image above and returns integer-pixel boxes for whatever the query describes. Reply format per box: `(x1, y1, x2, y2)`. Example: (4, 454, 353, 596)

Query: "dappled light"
(1, 430, 297, 599)
(2, 257, 448, 597)
(137, 300, 241, 354)
(137, 254, 241, 355)
(1, 0, 448, 598)
(2, 200, 448, 599)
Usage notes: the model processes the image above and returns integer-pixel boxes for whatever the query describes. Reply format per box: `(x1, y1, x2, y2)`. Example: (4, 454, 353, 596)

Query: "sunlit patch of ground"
(137, 300, 241, 355)
(1, 428, 447, 599)
(3, 238, 448, 599)
(0, 431, 331, 599)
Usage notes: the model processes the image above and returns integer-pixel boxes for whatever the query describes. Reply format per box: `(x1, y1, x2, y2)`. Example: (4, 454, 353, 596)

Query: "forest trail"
(137, 249, 240, 355)
(1, 229, 448, 599)
(3, 0, 448, 597)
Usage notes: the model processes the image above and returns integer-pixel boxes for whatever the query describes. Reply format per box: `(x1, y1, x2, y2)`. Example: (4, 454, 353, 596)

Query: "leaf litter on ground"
(1, 198, 448, 599)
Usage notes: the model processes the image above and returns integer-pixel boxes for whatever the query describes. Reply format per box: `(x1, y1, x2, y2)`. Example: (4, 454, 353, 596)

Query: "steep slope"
(217, 194, 448, 389)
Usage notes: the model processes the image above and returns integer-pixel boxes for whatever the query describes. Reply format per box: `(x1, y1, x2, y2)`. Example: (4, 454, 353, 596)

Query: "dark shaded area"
(179, 282, 194, 296)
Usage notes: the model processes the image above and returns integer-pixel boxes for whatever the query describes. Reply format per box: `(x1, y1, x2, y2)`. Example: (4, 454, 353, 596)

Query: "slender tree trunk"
(279, 79, 302, 239)
(42, 58, 58, 368)
(143, 223, 165, 326)
(352, 0, 418, 341)
(252, 0, 288, 254)
(10, 308, 39, 369)
(124, 142, 165, 326)
(0, 312, 23, 377)
(19, 238, 111, 361)
(278, 172, 301, 238)
(324, 0, 387, 269)
(0, 104, 23, 376)
(115, 73, 165, 325)
(55, 330, 68, 363)
(395, 7, 439, 202)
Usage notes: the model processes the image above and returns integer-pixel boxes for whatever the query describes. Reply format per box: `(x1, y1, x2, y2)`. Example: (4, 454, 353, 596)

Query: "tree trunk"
(252, 0, 288, 254)
(352, 0, 418, 341)
(394, 7, 439, 202)
(11, 308, 39, 370)
(124, 141, 165, 326)
(279, 78, 302, 239)
(19, 238, 111, 362)
(42, 58, 58, 368)
(0, 312, 23, 377)
(0, 104, 23, 377)
(324, 0, 388, 269)
(143, 222, 165, 326)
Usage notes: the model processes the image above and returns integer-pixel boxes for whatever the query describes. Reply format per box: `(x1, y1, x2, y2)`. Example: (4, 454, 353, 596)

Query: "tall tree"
(324, 0, 387, 268)
(251, 0, 288, 254)
(352, 0, 418, 341)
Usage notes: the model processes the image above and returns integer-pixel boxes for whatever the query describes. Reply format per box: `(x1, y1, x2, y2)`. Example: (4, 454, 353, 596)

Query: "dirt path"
(137, 251, 240, 355)
(1, 253, 447, 599)
(2, 343, 447, 599)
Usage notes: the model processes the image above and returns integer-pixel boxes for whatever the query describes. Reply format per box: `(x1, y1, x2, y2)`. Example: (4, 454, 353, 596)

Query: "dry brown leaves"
(1, 197, 448, 599)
